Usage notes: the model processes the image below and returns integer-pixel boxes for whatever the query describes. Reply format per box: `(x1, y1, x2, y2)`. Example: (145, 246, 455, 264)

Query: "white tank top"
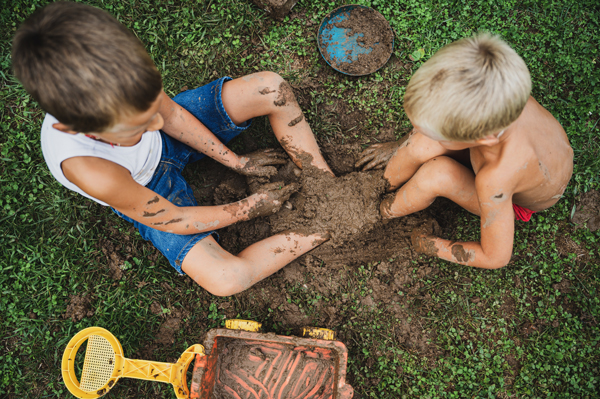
(41, 114, 162, 206)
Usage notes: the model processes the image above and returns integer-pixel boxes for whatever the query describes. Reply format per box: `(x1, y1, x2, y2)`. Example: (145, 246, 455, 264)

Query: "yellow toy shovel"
(62, 327, 204, 398)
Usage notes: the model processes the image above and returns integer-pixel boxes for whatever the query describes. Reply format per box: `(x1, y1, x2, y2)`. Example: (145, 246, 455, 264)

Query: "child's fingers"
(259, 182, 285, 192)
(355, 145, 383, 168)
(255, 165, 279, 177)
(355, 154, 375, 169)
(362, 158, 386, 171)
(277, 182, 300, 200)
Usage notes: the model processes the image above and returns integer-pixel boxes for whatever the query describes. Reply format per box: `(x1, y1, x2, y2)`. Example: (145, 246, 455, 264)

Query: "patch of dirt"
(310, 215, 423, 267)
(320, 7, 394, 75)
(63, 294, 94, 322)
(552, 279, 572, 294)
(499, 295, 516, 319)
(320, 142, 362, 175)
(98, 238, 126, 280)
(274, 302, 314, 327)
(555, 233, 588, 260)
(150, 301, 163, 315)
(154, 308, 189, 345)
(571, 189, 600, 231)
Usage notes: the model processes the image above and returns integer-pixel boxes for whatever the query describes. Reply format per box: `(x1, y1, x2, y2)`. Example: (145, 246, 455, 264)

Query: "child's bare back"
(478, 96, 573, 212)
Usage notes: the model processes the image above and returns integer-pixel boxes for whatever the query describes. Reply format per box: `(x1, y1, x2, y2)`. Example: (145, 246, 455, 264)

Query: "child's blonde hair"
(404, 33, 531, 141)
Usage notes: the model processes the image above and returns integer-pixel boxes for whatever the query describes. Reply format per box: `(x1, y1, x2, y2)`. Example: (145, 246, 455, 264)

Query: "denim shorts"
(112, 76, 251, 274)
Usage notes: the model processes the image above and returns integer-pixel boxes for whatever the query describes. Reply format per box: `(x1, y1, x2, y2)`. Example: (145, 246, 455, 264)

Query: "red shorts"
(513, 204, 535, 221)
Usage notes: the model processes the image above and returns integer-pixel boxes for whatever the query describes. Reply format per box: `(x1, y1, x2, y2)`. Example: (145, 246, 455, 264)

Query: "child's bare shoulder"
(476, 97, 573, 209)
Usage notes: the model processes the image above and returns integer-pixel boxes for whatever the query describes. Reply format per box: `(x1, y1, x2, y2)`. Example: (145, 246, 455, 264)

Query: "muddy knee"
(255, 72, 299, 111)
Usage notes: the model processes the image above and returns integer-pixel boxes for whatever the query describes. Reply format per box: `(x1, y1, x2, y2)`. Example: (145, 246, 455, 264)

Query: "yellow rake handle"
(115, 348, 203, 398)
(62, 327, 205, 399)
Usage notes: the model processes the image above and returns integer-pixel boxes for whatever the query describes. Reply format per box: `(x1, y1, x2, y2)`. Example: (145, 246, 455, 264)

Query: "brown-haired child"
(13, 1, 333, 295)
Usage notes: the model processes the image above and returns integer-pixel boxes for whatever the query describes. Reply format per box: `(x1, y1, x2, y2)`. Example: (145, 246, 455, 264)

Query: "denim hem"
(215, 76, 253, 131)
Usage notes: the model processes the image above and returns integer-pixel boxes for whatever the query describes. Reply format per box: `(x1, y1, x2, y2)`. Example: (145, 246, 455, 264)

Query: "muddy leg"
(381, 156, 480, 218)
(182, 232, 329, 296)
(221, 72, 333, 175)
(383, 131, 466, 191)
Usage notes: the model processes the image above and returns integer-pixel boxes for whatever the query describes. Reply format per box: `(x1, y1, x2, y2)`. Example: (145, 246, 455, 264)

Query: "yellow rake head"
(62, 327, 205, 399)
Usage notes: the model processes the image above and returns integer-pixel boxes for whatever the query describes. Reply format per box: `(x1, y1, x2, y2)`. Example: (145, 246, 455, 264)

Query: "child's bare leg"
(182, 232, 328, 296)
(381, 156, 480, 218)
(383, 132, 465, 191)
(221, 72, 333, 174)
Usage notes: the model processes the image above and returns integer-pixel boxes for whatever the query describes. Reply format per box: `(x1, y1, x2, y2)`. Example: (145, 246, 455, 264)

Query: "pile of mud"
(203, 157, 426, 266)
(269, 164, 387, 247)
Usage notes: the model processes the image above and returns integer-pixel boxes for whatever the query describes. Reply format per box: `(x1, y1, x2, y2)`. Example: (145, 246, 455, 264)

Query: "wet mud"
(320, 7, 394, 75)
(273, 81, 297, 107)
(269, 164, 387, 247)
(211, 338, 336, 399)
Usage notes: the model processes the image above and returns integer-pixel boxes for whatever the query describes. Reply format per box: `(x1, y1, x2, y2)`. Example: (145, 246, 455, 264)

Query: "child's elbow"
(203, 281, 245, 297)
(484, 255, 511, 270)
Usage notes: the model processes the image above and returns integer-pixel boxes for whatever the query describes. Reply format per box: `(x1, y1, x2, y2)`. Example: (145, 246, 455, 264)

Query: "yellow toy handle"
(62, 327, 205, 399)
(225, 319, 262, 332)
(117, 344, 204, 398)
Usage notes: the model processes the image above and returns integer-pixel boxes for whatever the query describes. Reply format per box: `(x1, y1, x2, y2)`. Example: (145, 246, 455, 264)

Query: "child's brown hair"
(12, 1, 162, 133)
(404, 33, 531, 141)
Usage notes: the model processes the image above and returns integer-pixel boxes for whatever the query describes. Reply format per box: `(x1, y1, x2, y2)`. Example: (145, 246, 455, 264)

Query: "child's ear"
(52, 123, 78, 135)
(475, 135, 500, 147)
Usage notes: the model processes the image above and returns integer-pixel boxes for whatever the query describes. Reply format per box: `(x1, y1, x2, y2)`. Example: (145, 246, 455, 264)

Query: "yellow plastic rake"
(62, 327, 205, 398)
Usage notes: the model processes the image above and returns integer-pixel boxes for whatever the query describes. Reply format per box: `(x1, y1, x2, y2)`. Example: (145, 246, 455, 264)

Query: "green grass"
(1, 0, 599, 398)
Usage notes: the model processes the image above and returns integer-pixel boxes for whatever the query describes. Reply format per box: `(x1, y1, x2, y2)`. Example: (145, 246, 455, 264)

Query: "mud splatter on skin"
(273, 81, 296, 107)
(288, 114, 304, 127)
(143, 209, 165, 217)
(380, 194, 395, 218)
(492, 193, 506, 204)
(194, 220, 220, 231)
(451, 244, 473, 263)
(259, 87, 276, 95)
(278, 137, 316, 171)
(311, 232, 331, 246)
(164, 218, 183, 225)
(222, 201, 244, 218)
(147, 196, 160, 205)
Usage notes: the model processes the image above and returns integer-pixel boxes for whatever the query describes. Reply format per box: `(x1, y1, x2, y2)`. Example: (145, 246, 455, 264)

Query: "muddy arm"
(412, 199, 515, 269)
(159, 92, 245, 170)
(64, 155, 297, 235)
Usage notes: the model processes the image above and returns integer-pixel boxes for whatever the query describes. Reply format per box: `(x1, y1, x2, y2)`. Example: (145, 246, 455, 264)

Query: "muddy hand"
(235, 148, 288, 178)
(380, 193, 396, 219)
(247, 182, 300, 219)
(355, 141, 400, 171)
(410, 219, 442, 257)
